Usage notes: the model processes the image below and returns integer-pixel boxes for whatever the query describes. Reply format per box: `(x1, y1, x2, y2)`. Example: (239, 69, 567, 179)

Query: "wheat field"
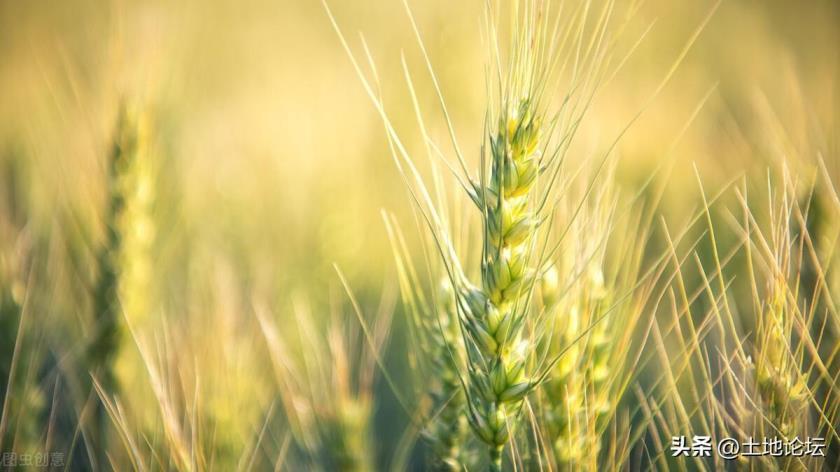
(0, 0, 838, 470)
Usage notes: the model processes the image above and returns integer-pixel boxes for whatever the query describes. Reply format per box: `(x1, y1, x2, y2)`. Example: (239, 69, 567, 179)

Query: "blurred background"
(0, 0, 838, 469)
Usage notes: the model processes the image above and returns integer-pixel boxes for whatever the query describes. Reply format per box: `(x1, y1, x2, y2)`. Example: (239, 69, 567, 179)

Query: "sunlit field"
(0, 0, 838, 470)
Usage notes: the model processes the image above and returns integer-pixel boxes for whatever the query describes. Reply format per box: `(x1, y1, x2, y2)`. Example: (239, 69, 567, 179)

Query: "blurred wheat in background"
(0, 0, 838, 470)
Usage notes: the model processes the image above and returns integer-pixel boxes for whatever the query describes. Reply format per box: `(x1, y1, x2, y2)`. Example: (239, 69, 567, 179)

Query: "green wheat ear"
(91, 105, 130, 381)
(461, 96, 545, 471)
(746, 188, 810, 444)
(325, 0, 618, 467)
(384, 209, 471, 470)
(427, 278, 470, 470)
(88, 101, 149, 460)
(752, 280, 809, 438)
(542, 260, 607, 470)
(416, 276, 470, 470)
(0, 152, 36, 453)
